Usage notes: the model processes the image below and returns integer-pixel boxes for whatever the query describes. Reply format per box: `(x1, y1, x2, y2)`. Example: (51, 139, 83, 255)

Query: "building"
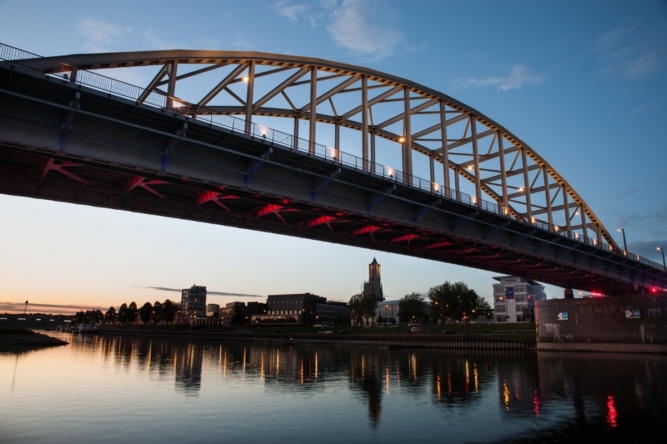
(181, 285, 207, 322)
(251, 293, 349, 327)
(363, 258, 384, 302)
(492, 276, 546, 323)
(247, 301, 267, 317)
(220, 302, 247, 325)
(376, 300, 400, 324)
(316, 300, 349, 327)
(206, 304, 220, 319)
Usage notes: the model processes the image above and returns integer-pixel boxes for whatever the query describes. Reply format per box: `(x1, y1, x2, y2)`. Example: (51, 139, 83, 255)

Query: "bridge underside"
(1, 64, 665, 294)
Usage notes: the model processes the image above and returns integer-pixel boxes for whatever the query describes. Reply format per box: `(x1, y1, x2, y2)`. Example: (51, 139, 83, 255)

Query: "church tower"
(363, 258, 384, 301)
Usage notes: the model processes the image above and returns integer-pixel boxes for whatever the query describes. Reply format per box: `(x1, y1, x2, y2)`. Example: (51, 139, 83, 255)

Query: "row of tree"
(73, 299, 179, 325)
(349, 281, 493, 324)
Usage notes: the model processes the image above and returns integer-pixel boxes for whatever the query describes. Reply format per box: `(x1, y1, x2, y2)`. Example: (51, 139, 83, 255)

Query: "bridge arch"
(28, 49, 614, 248)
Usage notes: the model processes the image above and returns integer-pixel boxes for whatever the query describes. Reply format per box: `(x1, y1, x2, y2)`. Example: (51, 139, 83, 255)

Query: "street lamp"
(617, 228, 628, 253)
(658, 247, 666, 267)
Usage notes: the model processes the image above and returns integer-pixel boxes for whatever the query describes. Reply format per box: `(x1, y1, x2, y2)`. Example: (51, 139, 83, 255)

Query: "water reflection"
(2, 334, 666, 443)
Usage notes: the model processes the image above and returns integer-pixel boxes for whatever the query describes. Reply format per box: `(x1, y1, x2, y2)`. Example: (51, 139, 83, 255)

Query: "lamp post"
(658, 247, 666, 267)
(617, 228, 628, 253)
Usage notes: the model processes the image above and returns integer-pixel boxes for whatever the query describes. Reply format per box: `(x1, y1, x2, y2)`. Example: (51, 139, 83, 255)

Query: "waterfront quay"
(94, 328, 535, 350)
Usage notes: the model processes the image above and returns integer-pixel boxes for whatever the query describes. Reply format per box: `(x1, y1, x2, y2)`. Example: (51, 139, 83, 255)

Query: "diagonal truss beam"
(338, 86, 403, 122)
(197, 63, 248, 108)
(253, 67, 311, 111)
(300, 76, 360, 114)
(374, 98, 439, 130)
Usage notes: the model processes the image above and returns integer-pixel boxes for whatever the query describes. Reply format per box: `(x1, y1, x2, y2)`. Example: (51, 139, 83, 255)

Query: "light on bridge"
(242, 76, 249, 82)
(398, 137, 405, 143)
(327, 146, 339, 160)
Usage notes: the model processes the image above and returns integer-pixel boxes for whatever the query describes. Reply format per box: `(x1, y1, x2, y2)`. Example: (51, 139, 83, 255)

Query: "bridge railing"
(1, 42, 665, 274)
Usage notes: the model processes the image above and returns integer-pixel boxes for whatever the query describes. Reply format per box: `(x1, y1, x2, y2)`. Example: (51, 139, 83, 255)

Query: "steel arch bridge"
(0, 43, 665, 295)
(50, 48, 609, 246)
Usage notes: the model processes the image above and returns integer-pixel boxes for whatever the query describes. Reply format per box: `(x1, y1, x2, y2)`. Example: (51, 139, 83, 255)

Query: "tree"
(72, 311, 84, 325)
(127, 302, 138, 324)
(398, 293, 427, 324)
(161, 299, 178, 324)
(151, 301, 162, 323)
(139, 302, 153, 324)
(521, 306, 531, 322)
(476, 299, 493, 319)
(104, 306, 117, 323)
(73, 310, 103, 325)
(348, 293, 377, 325)
(117, 303, 128, 324)
(429, 281, 480, 323)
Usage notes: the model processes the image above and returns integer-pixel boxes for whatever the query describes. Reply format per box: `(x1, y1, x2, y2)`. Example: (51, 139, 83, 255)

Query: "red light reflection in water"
(607, 395, 618, 428)
(533, 389, 540, 417)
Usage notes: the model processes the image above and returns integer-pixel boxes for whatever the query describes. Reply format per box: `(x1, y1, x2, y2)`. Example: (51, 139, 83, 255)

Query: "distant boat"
(78, 324, 93, 333)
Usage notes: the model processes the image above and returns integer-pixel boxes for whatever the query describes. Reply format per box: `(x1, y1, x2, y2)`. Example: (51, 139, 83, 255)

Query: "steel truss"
(1, 43, 664, 284)
(36, 49, 617, 248)
(0, 58, 665, 294)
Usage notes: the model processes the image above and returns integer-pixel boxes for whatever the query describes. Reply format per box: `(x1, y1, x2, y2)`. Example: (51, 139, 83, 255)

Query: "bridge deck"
(1, 63, 665, 294)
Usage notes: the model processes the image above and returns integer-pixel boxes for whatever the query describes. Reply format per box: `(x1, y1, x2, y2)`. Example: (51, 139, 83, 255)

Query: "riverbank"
(94, 328, 536, 350)
(0, 329, 68, 348)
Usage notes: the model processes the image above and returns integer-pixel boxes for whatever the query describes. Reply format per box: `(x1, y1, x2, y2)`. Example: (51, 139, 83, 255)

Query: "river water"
(1, 333, 665, 443)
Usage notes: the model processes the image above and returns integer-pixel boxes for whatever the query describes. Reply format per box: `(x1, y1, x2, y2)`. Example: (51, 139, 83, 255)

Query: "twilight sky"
(1, 0, 666, 314)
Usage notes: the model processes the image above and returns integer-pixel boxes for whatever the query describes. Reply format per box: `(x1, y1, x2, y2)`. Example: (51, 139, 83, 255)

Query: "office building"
(220, 302, 247, 325)
(181, 285, 207, 322)
(492, 276, 546, 323)
(206, 304, 219, 318)
(251, 293, 349, 326)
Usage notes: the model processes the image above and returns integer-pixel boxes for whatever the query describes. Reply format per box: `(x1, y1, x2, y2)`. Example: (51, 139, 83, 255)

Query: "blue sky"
(1, 0, 666, 313)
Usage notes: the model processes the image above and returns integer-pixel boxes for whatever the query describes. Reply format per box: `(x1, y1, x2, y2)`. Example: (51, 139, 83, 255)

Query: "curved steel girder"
(202, 106, 519, 220)
(48, 49, 617, 248)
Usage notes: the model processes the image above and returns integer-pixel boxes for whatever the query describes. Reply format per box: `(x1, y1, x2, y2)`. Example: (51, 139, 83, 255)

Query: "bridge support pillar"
(564, 289, 574, 299)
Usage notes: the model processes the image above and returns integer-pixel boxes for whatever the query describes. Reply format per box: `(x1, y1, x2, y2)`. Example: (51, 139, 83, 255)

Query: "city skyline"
(1, 0, 666, 313)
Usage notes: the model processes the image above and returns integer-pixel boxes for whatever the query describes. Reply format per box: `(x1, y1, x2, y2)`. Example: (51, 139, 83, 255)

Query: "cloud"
(452, 65, 545, 91)
(142, 29, 183, 50)
(595, 22, 667, 80)
(616, 205, 667, 239)
(325, 0, 405, 60)
(76, 17, 131, 52)
(626, 51, 662, 78)
(626, 240, 667, 262)
(230, 34, 256, 50)
(268, 0, 406, 59)
(130, 286, 263, 298)
(0, 302, 106, 313)
(271, 0, 310, 21)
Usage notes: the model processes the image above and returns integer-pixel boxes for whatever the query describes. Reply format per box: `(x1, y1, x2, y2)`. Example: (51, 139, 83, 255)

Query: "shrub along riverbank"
(0, 327, 68, 347)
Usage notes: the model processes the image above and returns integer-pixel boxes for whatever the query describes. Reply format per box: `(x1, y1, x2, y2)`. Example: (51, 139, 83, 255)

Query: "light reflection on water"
(1, 333, 666, 443)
